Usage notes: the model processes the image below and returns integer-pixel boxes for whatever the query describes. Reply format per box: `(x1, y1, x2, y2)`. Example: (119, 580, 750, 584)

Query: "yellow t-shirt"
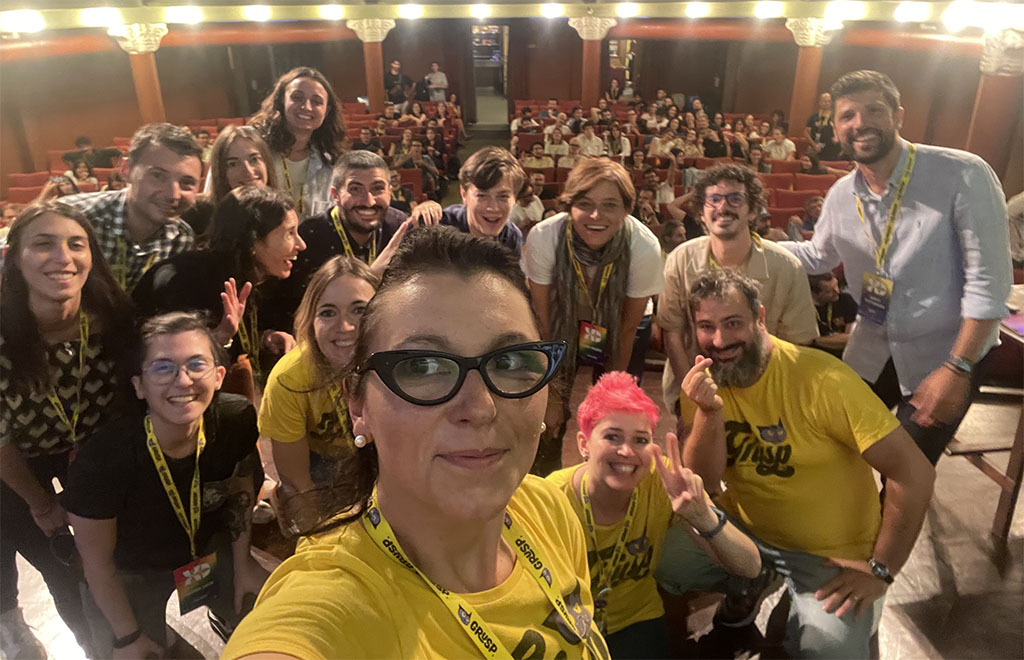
(683, 337, 899, 560)
(223, 475, 611, 660)
(258, 344, 354, 458)
(546, 464, 672, 635)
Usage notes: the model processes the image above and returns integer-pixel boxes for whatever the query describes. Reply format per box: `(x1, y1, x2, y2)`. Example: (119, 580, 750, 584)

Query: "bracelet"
(112, 629, 142, 649)
(695, 506, 728, 539)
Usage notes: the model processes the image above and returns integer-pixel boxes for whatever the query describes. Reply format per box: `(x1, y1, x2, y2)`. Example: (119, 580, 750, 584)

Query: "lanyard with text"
(580, 470, 638, 629)
(46, 313, 90, 445)
(112, 239, 158, 291)
(707, 232, 761, 270)
(144, 415, 206, 558)
(566, 220, 613, 313)
(362, 492, 601, 660)
(281, 156, 306, 215)
(236, 304, 261, 384)
(330, 206, 377, 264)
(855, 143, 917, 272)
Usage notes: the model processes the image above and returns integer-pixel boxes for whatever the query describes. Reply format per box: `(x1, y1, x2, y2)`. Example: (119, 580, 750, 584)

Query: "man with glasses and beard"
(656, 163, 818, 434)
(655, 269, 935, 659)
(780, 70, 1012, 465)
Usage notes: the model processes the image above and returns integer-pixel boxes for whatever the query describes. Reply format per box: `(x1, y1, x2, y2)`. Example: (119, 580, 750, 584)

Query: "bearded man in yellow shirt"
(655, 269, 935, 659)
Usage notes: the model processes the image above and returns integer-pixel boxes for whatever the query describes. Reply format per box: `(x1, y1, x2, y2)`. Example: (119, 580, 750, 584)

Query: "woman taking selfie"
(0, 201, 134, 655)
(259, 256, 379, 533)
(548, 372, 760, 658)
(224, 227, 610, 660)
(523, 159, 664, 475)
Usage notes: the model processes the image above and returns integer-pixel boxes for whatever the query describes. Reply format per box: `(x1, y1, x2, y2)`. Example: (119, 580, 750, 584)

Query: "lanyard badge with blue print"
(854, 143, 917, 325)
(363, 492, 609, 659)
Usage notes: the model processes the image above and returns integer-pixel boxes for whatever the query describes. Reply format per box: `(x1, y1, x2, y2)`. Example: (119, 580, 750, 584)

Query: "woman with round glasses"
(0, 201, 134, 655)
(133, 186, 306, 397)
(523, 159, 664, 475)
(548, 373, 760, 658)
(259, 256, 379, 534)
(224, 227, 610, 660)
(64, 312, 267, 658)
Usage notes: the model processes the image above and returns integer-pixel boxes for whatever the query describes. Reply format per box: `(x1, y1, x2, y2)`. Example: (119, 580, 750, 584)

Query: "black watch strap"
(869, 558, 894, 584)
(112, 629, 142, 649)
(697, 506, 728, 539)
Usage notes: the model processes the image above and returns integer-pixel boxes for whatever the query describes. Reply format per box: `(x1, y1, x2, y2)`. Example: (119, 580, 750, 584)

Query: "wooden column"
(348, 19, 395, 115)
(966, 29, 1024, 178)
(128, 52, 166, 124)
(569, 17, 616, 109)
(784, 18, 835, 137)
(108, 24, 169, 124)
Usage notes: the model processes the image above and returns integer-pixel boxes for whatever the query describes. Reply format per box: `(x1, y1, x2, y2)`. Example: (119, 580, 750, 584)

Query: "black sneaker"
(716, 564, 782, 628)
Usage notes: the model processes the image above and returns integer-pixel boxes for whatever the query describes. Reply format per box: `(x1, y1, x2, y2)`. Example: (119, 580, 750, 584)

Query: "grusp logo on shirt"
(725, 420, 795, 477)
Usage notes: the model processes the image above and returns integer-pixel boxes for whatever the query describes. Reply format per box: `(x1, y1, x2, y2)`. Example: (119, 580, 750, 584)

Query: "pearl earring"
(540, 422, 547, 434)
(354, 435, 367, 448)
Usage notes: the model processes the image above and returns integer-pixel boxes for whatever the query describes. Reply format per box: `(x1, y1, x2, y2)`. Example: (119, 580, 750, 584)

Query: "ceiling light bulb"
(471, 4, 491, 19)
(242, 5, 271, 21)
(686, 2, 710, 18)
(0, 9, 46, 33)
(753, 1, 785, 19)
(893, 1, 930, 22)
(165, 6, 204, 24)
(540, 3, 564, 18)
(80, 7, 123, 28)
(617, 3, 640, 18)
(319, 4, 344, 20)
(398, 4, 423, 19)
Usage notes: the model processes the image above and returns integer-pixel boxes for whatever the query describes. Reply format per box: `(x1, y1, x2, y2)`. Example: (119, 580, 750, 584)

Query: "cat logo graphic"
(458, 606, 471, 625)
(541, 567, 552, 586)
(367, 507, 381, 527)
(182, 562, 211, 586)
(504, 512, 513, 529)
(757, 420, 787, 444)
(626, 536, 650, 555)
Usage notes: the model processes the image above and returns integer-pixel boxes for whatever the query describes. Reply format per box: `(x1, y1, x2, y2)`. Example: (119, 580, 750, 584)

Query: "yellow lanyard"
(46, 313, 89, 445)
(566, 220, 613, 314)
(236, 304, 261, 384)
(281, 156, 307, 215)
(330, 206, 377, 264)
(362, 492, 606, 660)
(815, 302, 834, 329)
(579, 471, 638, 629)
(112, 239, 158, 291)
(855, 143, 917, 272)
(144, 415, 206, 558)
(327, 383, 355, 449)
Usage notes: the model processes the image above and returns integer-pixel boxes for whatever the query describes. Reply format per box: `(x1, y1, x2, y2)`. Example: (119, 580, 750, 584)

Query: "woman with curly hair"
(249, 67, 344, 217)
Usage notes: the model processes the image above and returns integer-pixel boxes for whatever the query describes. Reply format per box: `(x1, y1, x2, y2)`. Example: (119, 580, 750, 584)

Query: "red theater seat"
(768, 206, 803, 228)
(8, 186, 43, 203)
(794, 173, 839, 191)
(757, 173, 794, 190)
(775, 189, 823, 207)
(8, 172, 50, 187)
(768, 160, 801, 174)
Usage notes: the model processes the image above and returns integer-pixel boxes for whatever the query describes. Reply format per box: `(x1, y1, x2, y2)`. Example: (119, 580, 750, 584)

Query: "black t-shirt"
(815, 292, 858, 336)
(682, 215, 706, 241)
(132, 250, 294, 361)
(390, 186, 414, 214)
(63, 393, 258, 571)
(702, 137, 728, 158)
(351, 140, 383, 154)
(440, 204, 523, 258)
(806, 112, 841, 160)
(384, 72, 412, 104)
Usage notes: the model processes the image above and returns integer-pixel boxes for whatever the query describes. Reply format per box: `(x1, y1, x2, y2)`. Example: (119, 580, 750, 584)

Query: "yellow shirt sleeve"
(812, 364, 902, 455)
(258, 346, 314, 444)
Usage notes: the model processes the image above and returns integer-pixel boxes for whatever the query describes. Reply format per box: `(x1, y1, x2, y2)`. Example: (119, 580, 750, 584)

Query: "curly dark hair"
(208, 186, 295, 284)
(249, 66, 343, 165)
(693, 162, 766, 214)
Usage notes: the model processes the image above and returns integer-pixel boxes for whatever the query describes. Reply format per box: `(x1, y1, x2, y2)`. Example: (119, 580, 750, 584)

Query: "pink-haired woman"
(547, 372, 761, 659)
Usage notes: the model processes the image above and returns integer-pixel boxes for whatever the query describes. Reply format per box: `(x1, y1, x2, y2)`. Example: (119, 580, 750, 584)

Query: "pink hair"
(577, 371, 660, 438)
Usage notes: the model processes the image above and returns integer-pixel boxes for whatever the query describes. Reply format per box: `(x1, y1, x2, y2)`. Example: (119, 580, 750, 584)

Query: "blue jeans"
(655, 525, 883, 659)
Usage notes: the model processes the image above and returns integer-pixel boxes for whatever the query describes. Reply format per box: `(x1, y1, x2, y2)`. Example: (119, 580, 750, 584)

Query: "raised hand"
(215, 278, 253, 346)
(652, 433, 719, 530)
(682, 356, 723, 412)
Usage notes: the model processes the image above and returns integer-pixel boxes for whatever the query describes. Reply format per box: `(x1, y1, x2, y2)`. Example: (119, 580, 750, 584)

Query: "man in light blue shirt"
(781, 70, 1012, 465)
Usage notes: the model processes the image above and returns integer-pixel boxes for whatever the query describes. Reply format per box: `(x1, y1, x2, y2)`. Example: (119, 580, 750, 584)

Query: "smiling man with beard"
(287, 151, 442, 309)
(656, 163, 818, 433)
(655, 268, 935, 659)
(780, 70, 1012, 466)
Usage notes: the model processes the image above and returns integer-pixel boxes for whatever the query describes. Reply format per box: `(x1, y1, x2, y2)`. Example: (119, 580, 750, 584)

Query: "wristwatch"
(945, 355, 974, 375)
(868, 558, 894, 584)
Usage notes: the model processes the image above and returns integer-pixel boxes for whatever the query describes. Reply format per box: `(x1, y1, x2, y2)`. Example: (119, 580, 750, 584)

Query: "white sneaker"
(0, 608, 47, 660)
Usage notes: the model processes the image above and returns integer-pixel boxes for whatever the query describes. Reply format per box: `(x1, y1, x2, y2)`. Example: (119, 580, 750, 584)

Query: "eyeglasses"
(357, 341, 566, 406)
(143, 357, 216, 385)
(704, 193, 747, 208)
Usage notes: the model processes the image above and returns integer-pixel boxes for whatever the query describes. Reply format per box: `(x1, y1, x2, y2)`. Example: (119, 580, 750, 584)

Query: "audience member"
(605, 124, 632, 162)
(659, 219, 688, 254)
(63, 123, 201, 292)
(633, 186, 663, 232)
(538, 97, 560, 119)
(762, 127, 796, 161)
(605, 78, 622, 101)
(568, 106, 587, 134)
(62, 136, 122, 170)
(351, 127, 384, 157)
(808, 271, 858, 356)
(746, 144, 771, 173)
(547, 371, 760, 655)
(656, 163, 817, 428)
(102, 172, 126, 192)
(508, 182, 544, 235)
(65, 312, 267, 657)
(701, 128, 731, 159)
(782, 69, 1012, 464)
(530, 171, 557, 200)
(383, 60, 412, 105)
(545, 128, 570, 158)
(576, 122, 605, 157)
(642, 166, 677, 205)
(657, 268, 934, 658)
(511, 106, 541, 134)
(424, 62, 448, 102)
(250, 67, 343, 217)
(754, 209, 791, 242)
(522, 142, 555, 169)
(399, 101, 427, 126)
(394, 139, 441, 199)
(63, 160, 98, 187)
(523, 159, 664, 474)
(224, 227, 609, 660)
(388, 169, 416, 214)
(261, 257, 379, 533)
(195, 128, 214, 162)
(439, 147, 525, 256)
(805, 92, 841, 160)
(664, 191, 707, 242)
(790, 194, 824, 237)
(770, 109, 789, 133)
(0, 201, 135, 657)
